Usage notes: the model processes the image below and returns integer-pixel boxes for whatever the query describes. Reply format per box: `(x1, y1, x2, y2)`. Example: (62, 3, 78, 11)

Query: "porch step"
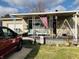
(45, 39, 66, 44)
(35, 38, 67, 44)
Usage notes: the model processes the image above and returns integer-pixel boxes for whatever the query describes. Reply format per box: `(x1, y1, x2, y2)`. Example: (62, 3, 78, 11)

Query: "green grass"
(25, 45, 79, 59)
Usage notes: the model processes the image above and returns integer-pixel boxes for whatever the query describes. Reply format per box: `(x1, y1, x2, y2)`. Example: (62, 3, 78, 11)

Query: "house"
(1, 11, 79, 44)
(1, 18, 28, 34)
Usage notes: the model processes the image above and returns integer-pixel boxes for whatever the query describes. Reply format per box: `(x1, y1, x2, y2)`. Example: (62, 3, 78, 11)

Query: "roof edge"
(10, 10, 79, 16)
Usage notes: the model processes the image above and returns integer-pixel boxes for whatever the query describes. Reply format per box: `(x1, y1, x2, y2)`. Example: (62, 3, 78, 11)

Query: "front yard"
(25, 45, 79, 59)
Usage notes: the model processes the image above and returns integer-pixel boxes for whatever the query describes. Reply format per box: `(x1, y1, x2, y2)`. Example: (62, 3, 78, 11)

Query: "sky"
(0, 0, 79, 16)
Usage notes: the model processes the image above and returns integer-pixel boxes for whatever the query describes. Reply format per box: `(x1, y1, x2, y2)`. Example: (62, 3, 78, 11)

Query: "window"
(33, 19, 43, 29)
(2, 27, 14, 38)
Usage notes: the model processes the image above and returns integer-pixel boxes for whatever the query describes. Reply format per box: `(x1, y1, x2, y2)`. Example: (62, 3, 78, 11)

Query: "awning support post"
(73, 12, 78, 45)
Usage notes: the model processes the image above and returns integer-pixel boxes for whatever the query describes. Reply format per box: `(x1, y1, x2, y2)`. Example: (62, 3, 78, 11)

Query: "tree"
(32, 0, 46, 12)
(27, 0, 46, 12)
(1, 14, 10, 18)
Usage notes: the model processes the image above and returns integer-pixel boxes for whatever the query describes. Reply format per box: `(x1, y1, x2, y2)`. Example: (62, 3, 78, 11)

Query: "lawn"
(25, 45, 79, 59)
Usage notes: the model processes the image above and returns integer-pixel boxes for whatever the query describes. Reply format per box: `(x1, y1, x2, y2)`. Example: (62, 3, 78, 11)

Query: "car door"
(2, 27, 17, 49)
(0, 27, 12, 56)
(0, 28, 6, 51)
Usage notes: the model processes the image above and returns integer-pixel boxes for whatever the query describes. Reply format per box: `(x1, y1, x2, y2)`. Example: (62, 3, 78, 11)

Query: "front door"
(53, 16, 57, 35)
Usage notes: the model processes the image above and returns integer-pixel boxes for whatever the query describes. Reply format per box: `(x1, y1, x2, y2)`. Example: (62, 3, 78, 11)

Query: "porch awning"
(10, 11, 78, 17)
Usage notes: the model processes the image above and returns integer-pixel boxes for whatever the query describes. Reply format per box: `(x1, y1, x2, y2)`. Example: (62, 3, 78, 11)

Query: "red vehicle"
(0, 26, 22, 59)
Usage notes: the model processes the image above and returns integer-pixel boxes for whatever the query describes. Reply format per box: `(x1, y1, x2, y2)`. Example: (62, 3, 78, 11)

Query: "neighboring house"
(1, 18, 28, 34)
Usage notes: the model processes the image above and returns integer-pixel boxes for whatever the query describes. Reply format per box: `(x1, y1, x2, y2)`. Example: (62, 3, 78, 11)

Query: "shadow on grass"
(23, 40, 41, 59)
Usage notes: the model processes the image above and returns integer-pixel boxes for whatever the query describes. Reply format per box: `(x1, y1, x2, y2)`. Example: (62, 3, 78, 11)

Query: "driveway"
(6, 47, 32, 59)
(6, 40, 34, 59)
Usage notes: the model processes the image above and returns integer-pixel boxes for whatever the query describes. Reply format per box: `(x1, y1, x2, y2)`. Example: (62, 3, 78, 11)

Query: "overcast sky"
(0, 0, 79, 16)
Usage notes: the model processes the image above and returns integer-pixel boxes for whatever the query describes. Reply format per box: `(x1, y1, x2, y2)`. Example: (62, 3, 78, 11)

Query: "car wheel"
(16, 41, 22, 51)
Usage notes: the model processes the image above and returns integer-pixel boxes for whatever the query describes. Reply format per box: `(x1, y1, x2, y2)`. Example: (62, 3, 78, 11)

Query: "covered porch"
(11, 11, 79, 44)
